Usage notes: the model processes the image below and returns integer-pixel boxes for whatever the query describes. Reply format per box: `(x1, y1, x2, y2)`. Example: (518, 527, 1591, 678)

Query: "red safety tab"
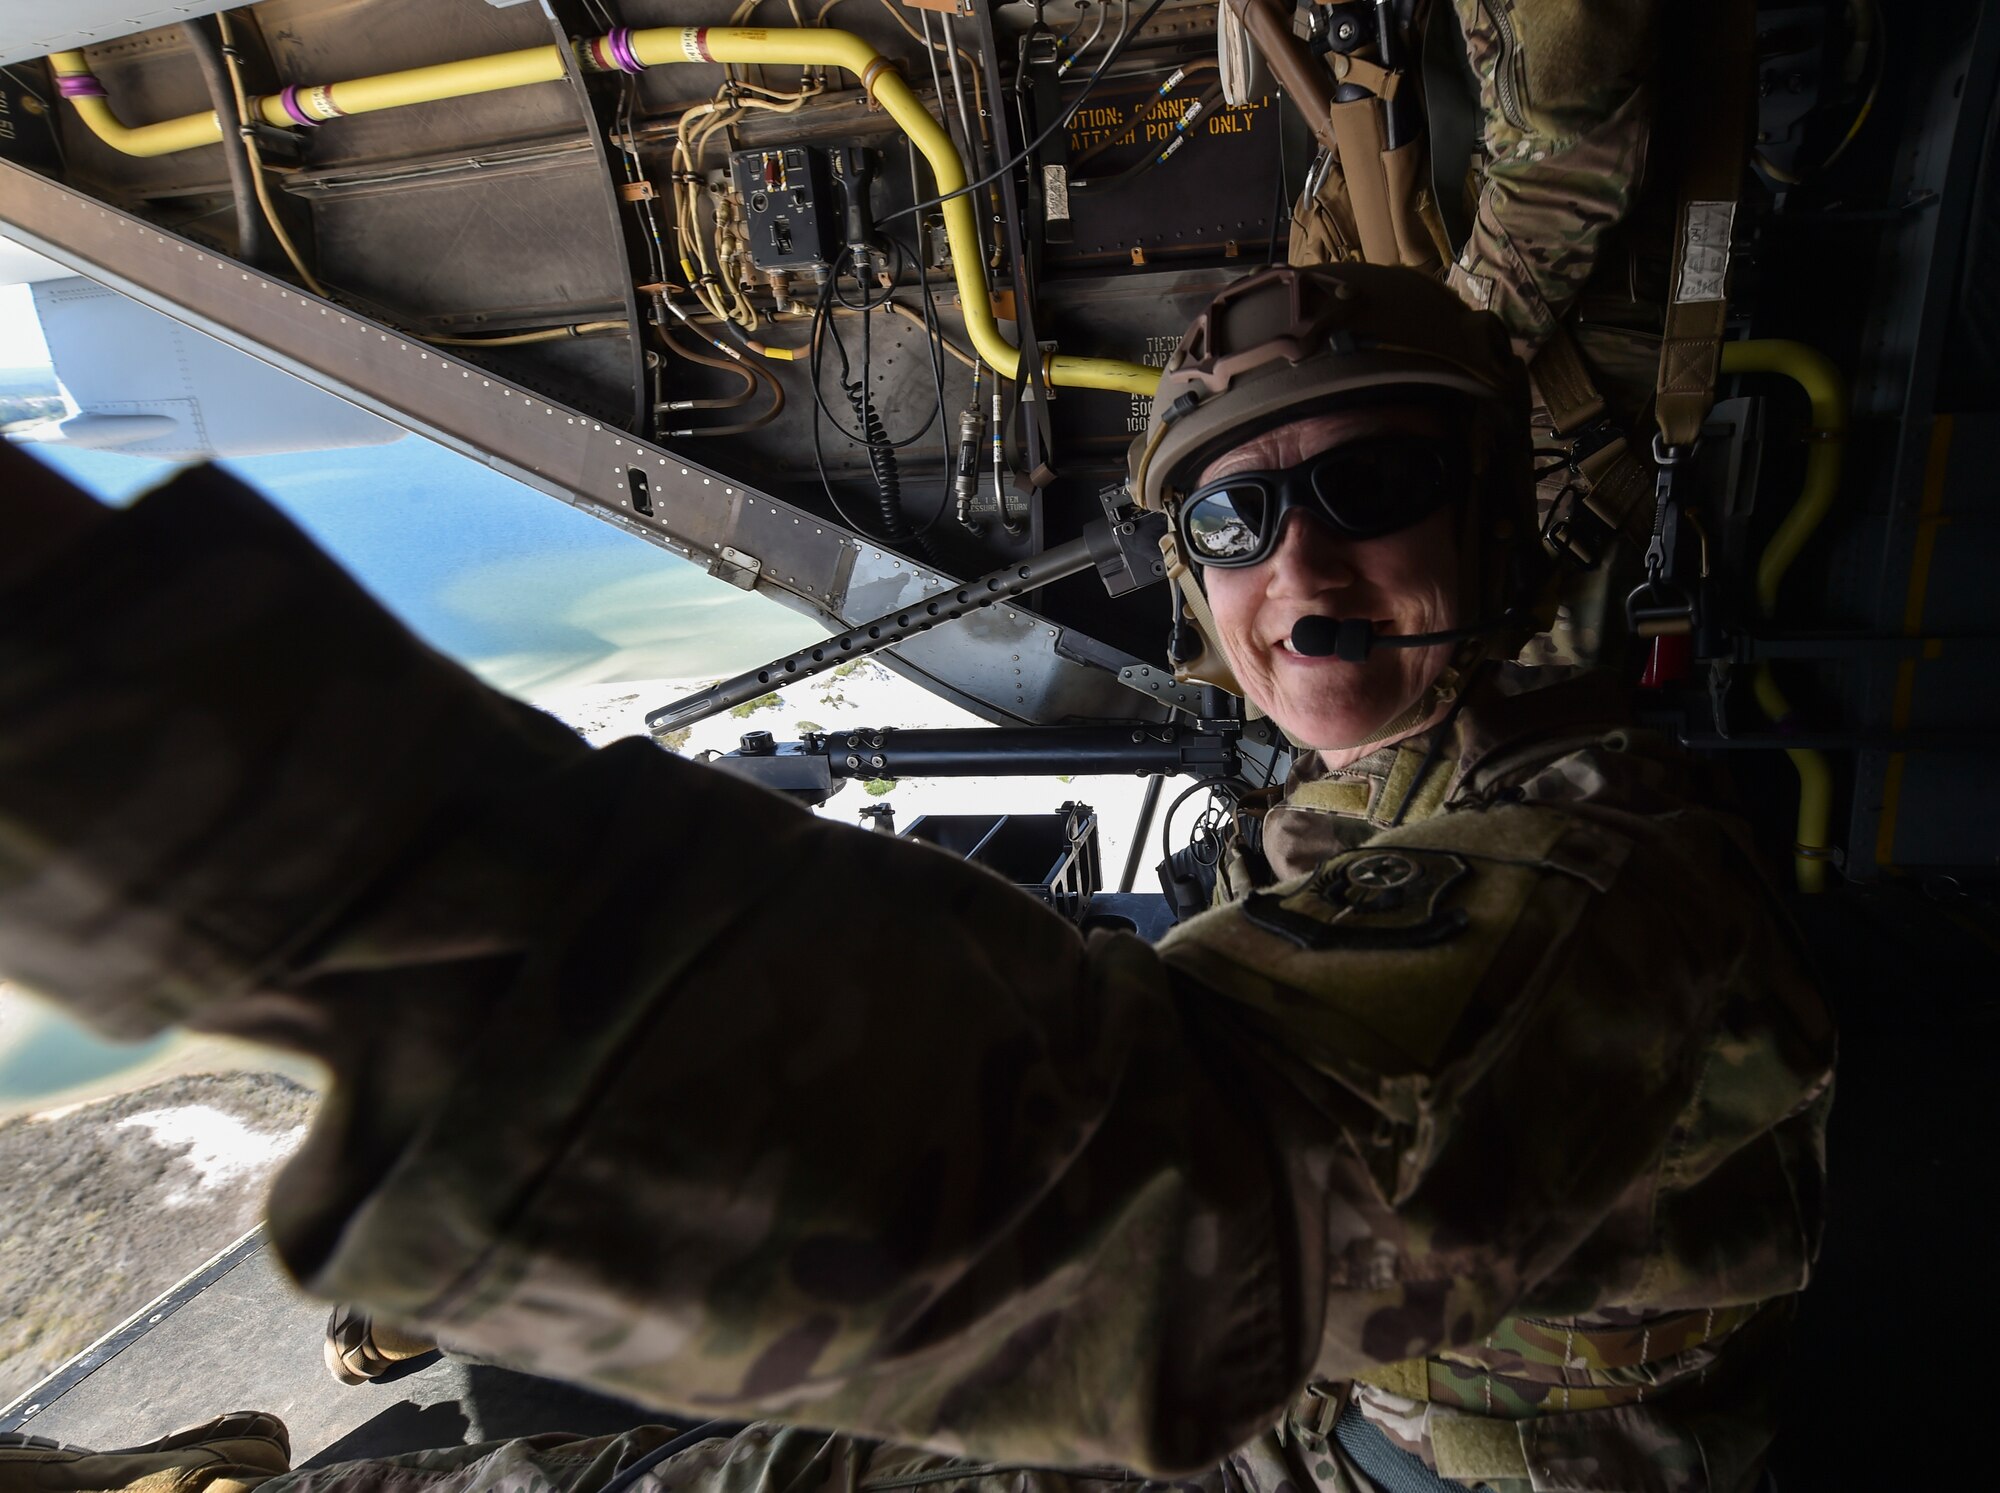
(1639, 633, 1692, 690)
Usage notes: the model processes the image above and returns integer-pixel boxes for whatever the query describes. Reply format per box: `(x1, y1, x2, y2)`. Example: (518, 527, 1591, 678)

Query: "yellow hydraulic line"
(1718, 338, 1846, 894)
(49, 27, 1159, 397)
(1749, 667, 1833, 894)
(49, 51, 229, 156)
(627, 27, 1158, 396)
(258, 47, 566, 124)
(48, 47, 566, 157)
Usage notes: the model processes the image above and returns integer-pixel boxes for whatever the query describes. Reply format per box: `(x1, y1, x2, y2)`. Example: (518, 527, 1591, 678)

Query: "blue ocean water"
(27, 436, 820, 690)
(0, 999, 174, 1107)
(5, 431, 822, 1106)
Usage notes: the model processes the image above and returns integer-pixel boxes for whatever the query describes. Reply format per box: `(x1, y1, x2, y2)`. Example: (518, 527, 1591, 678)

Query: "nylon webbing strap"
(1335, 1408, 1503, 1493)
(1430, 1416, 1532, 1484)
(1162, 529, 1243, 694)
(1331, 1407, 1534, 1491)
(1354, 1356, 1430, 1401)
(1654, 0, 1754, 449)
(1329, 97, 1402, 265)
(1581, 437, 1653, 542)
(1528, 325, 1607, 437)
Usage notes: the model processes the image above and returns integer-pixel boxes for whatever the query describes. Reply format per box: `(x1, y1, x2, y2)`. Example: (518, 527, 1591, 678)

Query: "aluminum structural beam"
(540, 0, 652, 435)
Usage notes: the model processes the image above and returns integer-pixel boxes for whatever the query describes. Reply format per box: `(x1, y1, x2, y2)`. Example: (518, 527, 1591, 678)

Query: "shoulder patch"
(1242, 849, 1472, 950)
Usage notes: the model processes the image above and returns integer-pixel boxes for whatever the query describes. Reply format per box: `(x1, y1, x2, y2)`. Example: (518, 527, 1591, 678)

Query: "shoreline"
(0, 983, 323, 1123)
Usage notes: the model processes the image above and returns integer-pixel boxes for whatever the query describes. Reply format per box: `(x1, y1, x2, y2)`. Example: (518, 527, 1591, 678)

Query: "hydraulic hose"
(654, 323, 761, 410)
(47, 26, 1161, 398)
(181, 18, 270, 272)
(1718, 338, 1845, 894)
(429, 319, 626, 347)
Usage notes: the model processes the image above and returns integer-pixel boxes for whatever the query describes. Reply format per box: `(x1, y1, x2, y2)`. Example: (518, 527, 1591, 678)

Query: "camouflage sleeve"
(1446, 0, 1660, 359)
(0, 465, 1819, 1473)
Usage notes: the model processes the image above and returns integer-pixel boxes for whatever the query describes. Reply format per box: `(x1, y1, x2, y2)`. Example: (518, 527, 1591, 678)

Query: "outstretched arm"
(0, 453, 1822, 1472)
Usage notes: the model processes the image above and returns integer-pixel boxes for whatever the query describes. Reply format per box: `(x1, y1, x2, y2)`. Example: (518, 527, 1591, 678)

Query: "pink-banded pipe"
(277, 84, 321, 126)
(606, 27, 645, 74)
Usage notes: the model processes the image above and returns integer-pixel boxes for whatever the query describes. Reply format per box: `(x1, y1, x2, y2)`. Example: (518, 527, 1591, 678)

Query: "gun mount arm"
(645, 517, 1166, 738)
(707, 719, 1266, 806)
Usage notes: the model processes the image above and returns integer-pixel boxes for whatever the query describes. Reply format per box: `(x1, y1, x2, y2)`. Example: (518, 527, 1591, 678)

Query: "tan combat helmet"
(1131, 262, 1547, 699)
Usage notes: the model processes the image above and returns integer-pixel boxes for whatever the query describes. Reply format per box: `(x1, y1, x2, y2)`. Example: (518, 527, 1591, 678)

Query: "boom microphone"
(1290, 612, 1523, 662)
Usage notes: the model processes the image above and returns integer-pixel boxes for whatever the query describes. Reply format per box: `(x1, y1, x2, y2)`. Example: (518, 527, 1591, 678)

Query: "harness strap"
(1654, 0, 1755, 450)
(1161, 529, 1245, 695)
(1328, 96, 1405, 266)
(1528, 325, 1608, 437)
(1352, 1300, 1766, 1410)
(1578, 437, 1653, 543)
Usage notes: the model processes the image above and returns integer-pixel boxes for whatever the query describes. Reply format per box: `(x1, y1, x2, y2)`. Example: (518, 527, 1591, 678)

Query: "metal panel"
(536, 0, 649, 433)
(0, 158, 1142, 726)
(309, 159, 626, 327)
(1870, 415, 2000, 869)
(1841, 3, 2000, 877)
(2, 1235, 656, 1456)
(0, 2, 238, 69)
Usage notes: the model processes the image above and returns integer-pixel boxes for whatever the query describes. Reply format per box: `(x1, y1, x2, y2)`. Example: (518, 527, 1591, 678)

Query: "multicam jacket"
(1191, 667, 1831, 1489)
(0, 468, 1831, 1493)
(1290, 0, 1662, 370)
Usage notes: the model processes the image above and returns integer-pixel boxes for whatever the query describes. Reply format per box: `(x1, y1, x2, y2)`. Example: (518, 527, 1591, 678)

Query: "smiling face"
(1199, 406, 1465, 754)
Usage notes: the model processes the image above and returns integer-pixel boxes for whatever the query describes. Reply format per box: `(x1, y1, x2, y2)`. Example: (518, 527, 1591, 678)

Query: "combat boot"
(0, 1411, 291, 1493)
(321, 1306, 437, 1386)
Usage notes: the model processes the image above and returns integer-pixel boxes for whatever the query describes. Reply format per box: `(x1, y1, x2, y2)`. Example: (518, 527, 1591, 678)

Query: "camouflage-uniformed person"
(0, 265, 1829, 1493)
(1287, 0, 1688, 668)
(1288, 0, 1660, 364)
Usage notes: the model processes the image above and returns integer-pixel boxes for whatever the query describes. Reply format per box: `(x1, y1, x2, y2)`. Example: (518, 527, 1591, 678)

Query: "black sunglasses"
(1177, 435, 1468, 568)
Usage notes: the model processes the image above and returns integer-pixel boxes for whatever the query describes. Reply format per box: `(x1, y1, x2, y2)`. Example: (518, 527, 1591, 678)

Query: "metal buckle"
(1541, 482, 1608, 569)
(1644, 435, 1694, 580)
(1625, 577, 1696, 637)
(1566, 418, 1624, 468)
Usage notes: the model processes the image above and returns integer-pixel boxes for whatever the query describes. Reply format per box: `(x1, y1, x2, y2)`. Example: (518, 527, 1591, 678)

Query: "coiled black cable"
(809, 239, 951, 558)
(843, 379, 912, 540)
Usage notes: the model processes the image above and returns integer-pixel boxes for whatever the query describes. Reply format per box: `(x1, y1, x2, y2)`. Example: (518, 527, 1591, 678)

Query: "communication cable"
(879, 0, 1166, 228)
(1072, 81, 1223, 191)
(808, 245, 947, 541)
(1160, 777, 1241, 877)
(1266, 85, 1290, 264)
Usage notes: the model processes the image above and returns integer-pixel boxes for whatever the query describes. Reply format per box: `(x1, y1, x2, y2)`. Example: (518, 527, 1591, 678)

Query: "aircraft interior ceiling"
(0, 0, 1995, 886)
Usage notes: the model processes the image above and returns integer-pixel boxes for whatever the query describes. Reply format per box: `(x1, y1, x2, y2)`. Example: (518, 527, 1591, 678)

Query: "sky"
(3, 277, 821, 697)
(0, 282, 49, 365)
